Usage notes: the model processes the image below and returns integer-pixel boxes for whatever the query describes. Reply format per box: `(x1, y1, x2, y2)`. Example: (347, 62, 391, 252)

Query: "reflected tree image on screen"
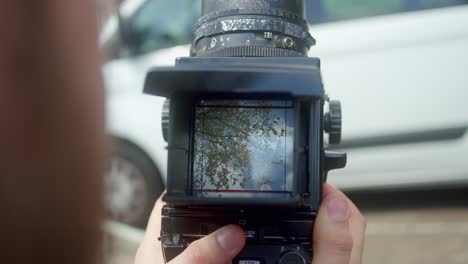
(192, 100, 294, 198)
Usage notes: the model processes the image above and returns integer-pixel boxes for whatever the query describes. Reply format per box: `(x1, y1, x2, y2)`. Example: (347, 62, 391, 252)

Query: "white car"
(101, 0, 468, 226)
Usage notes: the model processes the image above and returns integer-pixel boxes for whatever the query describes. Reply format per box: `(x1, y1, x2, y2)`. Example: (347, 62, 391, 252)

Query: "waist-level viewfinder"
(144, 0, 346, 263)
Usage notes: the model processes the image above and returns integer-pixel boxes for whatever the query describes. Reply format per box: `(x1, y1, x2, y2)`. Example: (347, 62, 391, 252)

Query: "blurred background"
(97, 0, 468, 263)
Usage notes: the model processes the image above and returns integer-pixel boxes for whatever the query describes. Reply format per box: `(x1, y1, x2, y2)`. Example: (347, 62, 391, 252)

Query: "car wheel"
(104, 139, 164, 228)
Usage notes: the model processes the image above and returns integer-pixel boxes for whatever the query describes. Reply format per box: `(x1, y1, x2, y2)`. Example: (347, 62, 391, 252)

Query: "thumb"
(169, 225, 246, 264)
(313, 185, 353, 264)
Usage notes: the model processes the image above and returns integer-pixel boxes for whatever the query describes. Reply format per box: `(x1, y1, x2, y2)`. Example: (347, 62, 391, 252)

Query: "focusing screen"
(193, 100, 294, 198)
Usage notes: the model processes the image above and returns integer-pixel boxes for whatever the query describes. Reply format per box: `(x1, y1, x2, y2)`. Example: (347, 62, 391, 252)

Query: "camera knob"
(161, 99, 170, 142)
(324, 100, 342, 145)
(278, 250, 308, 264)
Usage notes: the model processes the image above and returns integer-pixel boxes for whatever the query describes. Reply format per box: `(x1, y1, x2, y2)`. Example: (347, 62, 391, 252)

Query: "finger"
(169, 225, 246, 264)
(325, 184, 367, 264)
(322, 182, 336, 199)
(313, 184, 353, 264)
(144, 192, 166, 239)
(135, 193, 166, 264)
(347, 196, 366, 264)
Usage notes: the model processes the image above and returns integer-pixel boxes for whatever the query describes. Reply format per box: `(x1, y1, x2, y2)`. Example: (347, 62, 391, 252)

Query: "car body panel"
(103, 46, 190, 185)
(310, 6, 468, 188)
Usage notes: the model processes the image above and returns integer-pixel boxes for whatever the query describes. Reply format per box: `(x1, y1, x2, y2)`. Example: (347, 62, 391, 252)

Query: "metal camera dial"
(278, 250, 309, 264)
(161, 99, 170, 142)
(324, 100, 342, 145)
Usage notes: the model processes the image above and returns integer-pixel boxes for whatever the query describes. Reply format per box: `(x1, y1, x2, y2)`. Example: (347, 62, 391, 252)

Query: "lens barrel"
(193, 0, 315, 57)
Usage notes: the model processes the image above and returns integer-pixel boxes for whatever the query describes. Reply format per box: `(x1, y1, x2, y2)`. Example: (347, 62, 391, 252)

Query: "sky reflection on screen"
(192, 100, 294, 198)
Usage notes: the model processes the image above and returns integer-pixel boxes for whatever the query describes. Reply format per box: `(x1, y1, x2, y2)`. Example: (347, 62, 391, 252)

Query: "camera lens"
(193, 0, 315, 57)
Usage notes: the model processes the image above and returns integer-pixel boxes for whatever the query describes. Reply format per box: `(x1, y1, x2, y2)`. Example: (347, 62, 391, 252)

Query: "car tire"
(105, 139, 164, 228)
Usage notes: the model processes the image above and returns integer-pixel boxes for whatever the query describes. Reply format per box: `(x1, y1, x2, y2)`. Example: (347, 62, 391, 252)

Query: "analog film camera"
(144, 0, 347, 263)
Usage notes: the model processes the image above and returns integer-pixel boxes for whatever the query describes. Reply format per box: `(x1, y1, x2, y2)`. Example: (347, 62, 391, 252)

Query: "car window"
(308, 0, 468, 24)
(128, 0, 200, 56)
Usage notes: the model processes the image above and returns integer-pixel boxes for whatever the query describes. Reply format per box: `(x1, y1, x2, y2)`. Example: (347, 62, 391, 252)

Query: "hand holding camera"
(136, 183, 366, 264)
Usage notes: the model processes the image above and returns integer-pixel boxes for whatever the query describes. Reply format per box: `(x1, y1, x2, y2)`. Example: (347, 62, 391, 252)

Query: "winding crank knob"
(325, 100, 342, 145)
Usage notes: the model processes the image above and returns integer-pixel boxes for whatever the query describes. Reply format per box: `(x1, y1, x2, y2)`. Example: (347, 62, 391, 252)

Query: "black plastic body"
(145, 57, 325, 210)
(160, 206, 315, 263)
(144, 57, 347, 263)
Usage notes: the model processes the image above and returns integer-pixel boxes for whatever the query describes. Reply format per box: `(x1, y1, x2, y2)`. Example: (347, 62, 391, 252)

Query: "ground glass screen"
(192, 100, 294, 198)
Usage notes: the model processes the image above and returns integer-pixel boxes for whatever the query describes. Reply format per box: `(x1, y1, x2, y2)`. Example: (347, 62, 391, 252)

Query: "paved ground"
(105, 188, 468, 264)
(364, 208, 468, 264)
(350, 187, 468, 264)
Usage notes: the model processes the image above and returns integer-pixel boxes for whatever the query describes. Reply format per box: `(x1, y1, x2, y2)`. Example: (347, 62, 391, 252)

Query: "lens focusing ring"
(194, 15, 315, 46)
(194, 0, 314, 57)
(202, 0, 306, 18)
(198, 46, 304, 57)
(193, 15, 315, 57)
(198, 8, 309, 27)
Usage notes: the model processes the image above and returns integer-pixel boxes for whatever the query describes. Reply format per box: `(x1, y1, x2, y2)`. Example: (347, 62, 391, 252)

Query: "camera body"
(144, 57, 346, 263)
(143, 0, 346, 263)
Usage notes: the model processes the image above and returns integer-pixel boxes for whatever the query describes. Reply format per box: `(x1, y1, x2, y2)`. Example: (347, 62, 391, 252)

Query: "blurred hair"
(0, 1, 106, 263)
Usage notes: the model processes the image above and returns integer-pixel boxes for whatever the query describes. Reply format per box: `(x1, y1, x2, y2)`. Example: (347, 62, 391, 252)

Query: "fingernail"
(327, 195, 349, 222)
(216, 225, 242, 255)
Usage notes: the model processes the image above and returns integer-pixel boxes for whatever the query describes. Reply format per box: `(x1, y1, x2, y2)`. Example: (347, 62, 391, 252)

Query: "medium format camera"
(144, 0, 347, 263)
